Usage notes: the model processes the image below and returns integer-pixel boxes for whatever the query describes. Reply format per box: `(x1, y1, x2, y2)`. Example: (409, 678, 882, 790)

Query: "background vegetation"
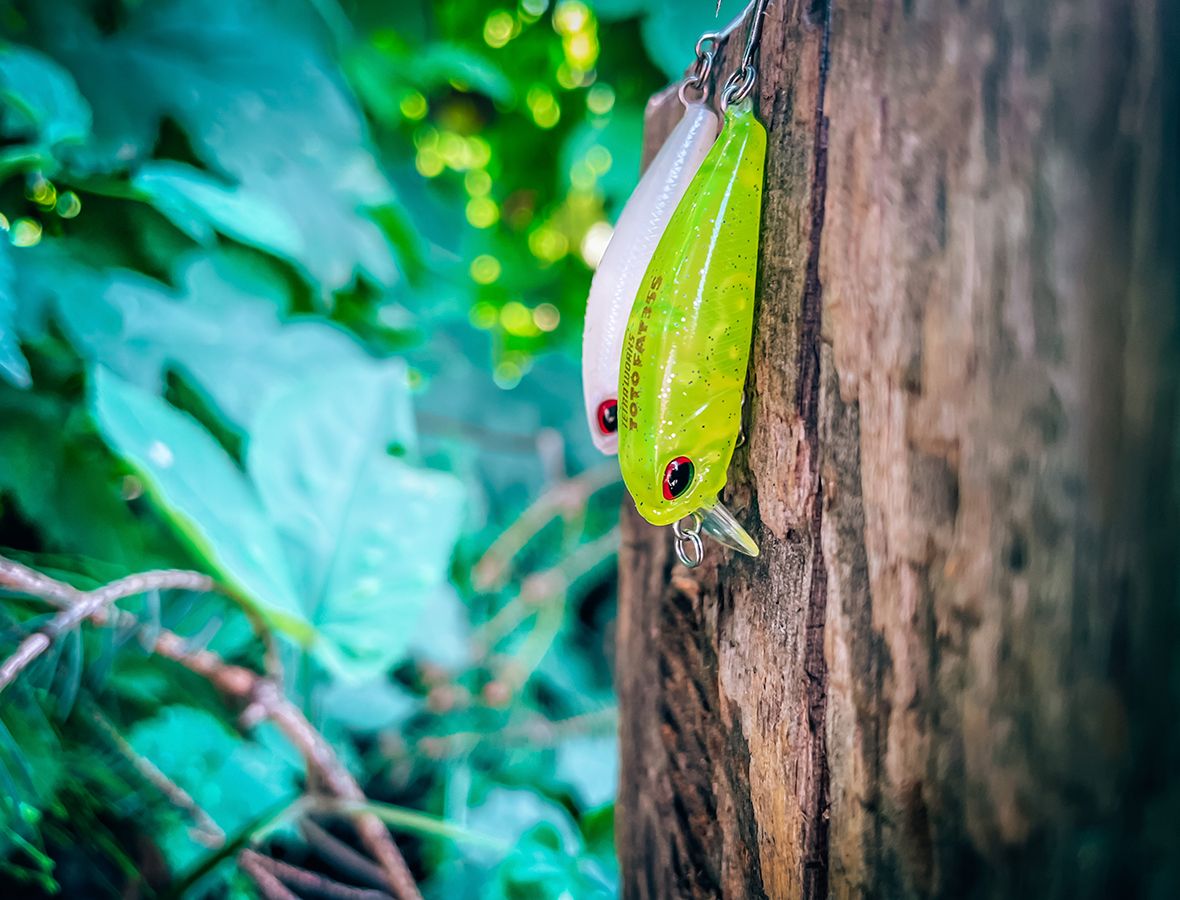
(0, 0, 751, 897)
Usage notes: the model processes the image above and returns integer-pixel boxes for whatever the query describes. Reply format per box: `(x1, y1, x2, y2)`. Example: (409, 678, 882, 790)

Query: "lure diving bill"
(581, 101, 718, 455)
(617, 99, 766, 557)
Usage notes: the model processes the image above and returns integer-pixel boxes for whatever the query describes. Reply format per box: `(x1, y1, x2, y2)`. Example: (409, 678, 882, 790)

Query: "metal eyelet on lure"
(673, 512, 704, 568)
(617, 0, 770, 568)
(581, 55, 719, 455)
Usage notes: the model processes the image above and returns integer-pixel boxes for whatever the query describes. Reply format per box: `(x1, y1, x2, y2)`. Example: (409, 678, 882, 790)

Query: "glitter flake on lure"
(581, 101, 718, 454)
(617, 100, 766, 556)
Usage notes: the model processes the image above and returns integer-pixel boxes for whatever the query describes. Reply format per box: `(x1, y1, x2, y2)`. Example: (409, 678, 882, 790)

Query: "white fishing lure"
(581, 101, 719, 454)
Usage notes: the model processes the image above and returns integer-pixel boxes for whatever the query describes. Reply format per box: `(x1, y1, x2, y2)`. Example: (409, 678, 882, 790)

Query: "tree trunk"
(615, 2, 1180, 898)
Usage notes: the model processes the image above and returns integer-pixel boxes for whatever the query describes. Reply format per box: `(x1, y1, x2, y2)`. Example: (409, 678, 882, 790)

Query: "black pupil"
(599, 402, 617, 433)
(666, 459, 693, 497)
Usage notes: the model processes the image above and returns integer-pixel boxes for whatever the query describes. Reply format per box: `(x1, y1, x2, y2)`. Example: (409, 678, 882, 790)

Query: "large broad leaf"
(91, 366, 310, 639)
(0, 45, 91, 150)
(128, 706, 301, 872)
(161, 257, 367, 428)
(248, 360, 464, 680)
(132, 162, 305, 264)
(25, 0, 395, 293)
(19, 250, 365, 428)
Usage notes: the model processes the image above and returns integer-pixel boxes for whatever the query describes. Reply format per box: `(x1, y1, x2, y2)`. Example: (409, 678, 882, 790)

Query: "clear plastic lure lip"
(672, 498, 758, 567)
(699, 499, 759, 556)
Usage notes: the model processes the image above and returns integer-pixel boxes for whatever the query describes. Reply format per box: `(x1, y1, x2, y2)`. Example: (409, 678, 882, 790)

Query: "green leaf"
(161, 256, 368, 428)
(248, 360, 464, 679)
(132, 162, 305, 264)
(0, 45, 91, 148)
(28, 0, 396, 293)
(407, 584, 471, 669)
(21, 251, 366, 429)
(49, 628, 83, 719)
(0, 699, 61, 841)
(91, 365, 310, 640)
(0, 384, 163, 566)
(128, 706, 302, 873)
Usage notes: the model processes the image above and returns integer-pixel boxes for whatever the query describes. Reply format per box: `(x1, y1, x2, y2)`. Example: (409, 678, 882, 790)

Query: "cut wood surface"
(615, 1, 1179, 898)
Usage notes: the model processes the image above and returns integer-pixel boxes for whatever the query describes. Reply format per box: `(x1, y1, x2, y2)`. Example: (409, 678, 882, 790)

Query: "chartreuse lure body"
(617, 100, 766, 556)
(581, 102, 718, 454)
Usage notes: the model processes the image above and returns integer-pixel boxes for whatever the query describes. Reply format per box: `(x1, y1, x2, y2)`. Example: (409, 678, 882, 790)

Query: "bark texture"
(616, 0, 1180, 897)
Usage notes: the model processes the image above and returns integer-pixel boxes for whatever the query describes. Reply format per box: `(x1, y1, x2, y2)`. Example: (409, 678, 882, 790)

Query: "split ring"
(720, 65, 757, 112)
(673, 513, 704, 568)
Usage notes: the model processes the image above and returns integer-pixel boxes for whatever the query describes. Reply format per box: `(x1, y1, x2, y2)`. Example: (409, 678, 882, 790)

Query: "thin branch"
(418, 707, 618, 758)
(471, 464, 621, 592)
(0, 557, 82, 608)
(300, 820, 388, 890)
(238, 849, 302, 900)
(304, 798, 509, 851)
(472, 527, 621, 658)
(0, 555, 423, 900)
(88, 570, 217, 621)
(496, 596, 566, 694)
(87, 700, 225, 848)
(150, 641, 422, 900)
(0, 562, 216, 692)
(0, 558, 215, 620)
(254, 684, 421, 900)
(0, 633, 52, 692)
(263, 854, 394, 900)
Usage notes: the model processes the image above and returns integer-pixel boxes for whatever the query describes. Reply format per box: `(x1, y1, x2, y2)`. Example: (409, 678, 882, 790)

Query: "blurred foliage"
(0, 0, 715, 897)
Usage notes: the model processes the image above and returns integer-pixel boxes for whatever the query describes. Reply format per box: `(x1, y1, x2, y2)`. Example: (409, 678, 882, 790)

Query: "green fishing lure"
(617, 99, 766, 557)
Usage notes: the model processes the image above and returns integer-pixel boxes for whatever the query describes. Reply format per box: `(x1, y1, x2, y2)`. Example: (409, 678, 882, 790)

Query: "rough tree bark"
(615, 1, 1179, 898)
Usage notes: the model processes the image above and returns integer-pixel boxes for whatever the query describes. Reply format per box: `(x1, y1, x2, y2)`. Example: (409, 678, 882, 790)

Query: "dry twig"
(417, 706, 618, 758)
(0, 555, 424, 900)
(471, 526, 621, 659)
(0, 561, 215, 692)
(300, 819, 388, 889)
(238, 849, 302, 900)
(88, 700, 225, 848)
(471, 464, 620, 592)
(255, 852, 394, 900)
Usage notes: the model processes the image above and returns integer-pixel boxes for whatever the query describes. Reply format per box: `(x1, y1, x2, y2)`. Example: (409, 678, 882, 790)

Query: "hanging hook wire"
(679, 0, 759, 105)
(721, 0, 771, 111)
(673, 513, 705, 568)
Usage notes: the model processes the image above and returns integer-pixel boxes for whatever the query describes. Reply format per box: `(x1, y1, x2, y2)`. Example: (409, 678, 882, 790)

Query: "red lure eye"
(596, 400, 618, 434)
(662, 457, 694, 500)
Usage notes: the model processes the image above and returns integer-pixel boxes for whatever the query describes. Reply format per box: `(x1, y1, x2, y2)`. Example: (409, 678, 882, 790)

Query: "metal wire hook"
(678, 0, 760, 107)
(720, 0, 771, 112)
(673, 512, 705, 568)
